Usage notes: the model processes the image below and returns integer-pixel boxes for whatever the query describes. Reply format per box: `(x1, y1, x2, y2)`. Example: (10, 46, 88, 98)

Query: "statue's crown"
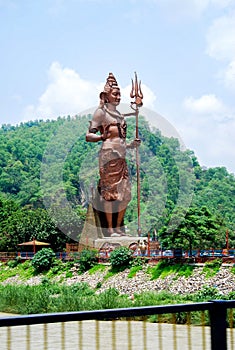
(103, 73, 119, 92)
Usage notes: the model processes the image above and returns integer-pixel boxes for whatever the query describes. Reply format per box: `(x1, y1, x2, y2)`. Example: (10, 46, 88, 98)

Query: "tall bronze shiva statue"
(86, 73, 140, 237)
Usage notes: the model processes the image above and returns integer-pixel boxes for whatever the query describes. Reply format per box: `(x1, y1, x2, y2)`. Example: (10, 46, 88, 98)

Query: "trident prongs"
(130, 72, 143, 108)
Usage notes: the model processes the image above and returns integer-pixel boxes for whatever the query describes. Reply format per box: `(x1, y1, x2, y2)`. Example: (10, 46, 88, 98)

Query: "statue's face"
(107, 88, 121, 106)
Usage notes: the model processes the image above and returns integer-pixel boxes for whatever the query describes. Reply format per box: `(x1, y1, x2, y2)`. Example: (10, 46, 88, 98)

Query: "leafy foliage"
(109, 247, 133, 270)
(159, 206, 227, 252)
(193, 285, 221, 301)
(78, 249, 98, 273)
(31, 248, 56, 272)
(202, 259, 222, 278)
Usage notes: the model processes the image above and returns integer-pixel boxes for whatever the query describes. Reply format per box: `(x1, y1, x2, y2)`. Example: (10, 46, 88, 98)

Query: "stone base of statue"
(94, 236, 138, 250)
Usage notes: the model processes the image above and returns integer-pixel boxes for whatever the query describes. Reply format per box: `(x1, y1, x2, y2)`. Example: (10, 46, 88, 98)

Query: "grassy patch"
(231, 266, 235, 274)
(177, 264, 195, 278)
(128, 265, 142, 278)
(147, 261, 195, 280)
(0, 260, 35, 282)
(46, 260, 71, 278)
(0, 275, 233, 318)
(103, 269, 117, 280)
(88, 264, 107, 275)
(0, 265, 18, 282)
(133, 290, 176, 307)
(202, 259, 222, 278)
(102, 265, 127, 280)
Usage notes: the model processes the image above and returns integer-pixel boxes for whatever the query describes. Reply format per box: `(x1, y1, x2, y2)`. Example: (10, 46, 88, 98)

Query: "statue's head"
(100, 73, 121, 106)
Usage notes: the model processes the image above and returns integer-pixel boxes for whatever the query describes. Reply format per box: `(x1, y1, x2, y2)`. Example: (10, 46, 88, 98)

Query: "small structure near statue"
(18, 239, 50, 254)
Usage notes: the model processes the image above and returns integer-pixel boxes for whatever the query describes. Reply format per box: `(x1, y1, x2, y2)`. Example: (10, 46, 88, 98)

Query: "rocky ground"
(2, 264, 235, 296)
(65, 264, 235, 296)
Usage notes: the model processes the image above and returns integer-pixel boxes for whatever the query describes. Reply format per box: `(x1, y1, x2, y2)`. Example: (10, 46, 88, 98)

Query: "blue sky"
(1, 0, 235, 173)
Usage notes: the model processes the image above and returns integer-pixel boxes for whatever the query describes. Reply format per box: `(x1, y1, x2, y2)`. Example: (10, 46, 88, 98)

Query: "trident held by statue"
(130, 72, 143, 236)
(130, 72, 143, 108)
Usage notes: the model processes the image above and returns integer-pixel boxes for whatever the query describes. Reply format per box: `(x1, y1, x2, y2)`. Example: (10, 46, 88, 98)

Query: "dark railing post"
(209, 300, 227, 350)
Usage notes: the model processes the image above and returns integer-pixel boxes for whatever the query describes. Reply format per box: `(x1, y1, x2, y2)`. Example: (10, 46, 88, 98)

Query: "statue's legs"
(116, 207, 126, 234)
(103, 201, 114, 235)
(103, 201, 127, 235)
(106, 212, 114, 235)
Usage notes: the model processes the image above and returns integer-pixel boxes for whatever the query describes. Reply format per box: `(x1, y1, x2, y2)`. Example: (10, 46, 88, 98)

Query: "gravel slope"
(2, 265, 235, 296)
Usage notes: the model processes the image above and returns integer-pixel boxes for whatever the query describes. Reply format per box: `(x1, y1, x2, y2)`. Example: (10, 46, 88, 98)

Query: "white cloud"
(183, 94, 225, 115)
(181, 122, 235, 173)
(206, 10, 235, 92)
(180, 113, 235, 174)
(206, 12, 235, 61)
(180, 93, 235, 173)
(22, 62, 156, 120)
(23, 62, 100, 120)
(159, 0, 208, 19)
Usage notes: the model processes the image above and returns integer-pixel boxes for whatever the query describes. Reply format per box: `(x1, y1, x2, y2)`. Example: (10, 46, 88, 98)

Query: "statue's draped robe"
(89, 108, 131, 215)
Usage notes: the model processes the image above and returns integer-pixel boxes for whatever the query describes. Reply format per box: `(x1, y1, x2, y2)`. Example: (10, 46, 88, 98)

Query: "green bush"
(176, 264, 195, 278)
(79, 249, 98, 273)
(7, 259, 19, 268)
(131, 256, 147, 267)
(46, 259, 72, 278)
(95, 288, 120, 309)
(193, 285, 221, 301)
(32, 248, 56, 272)
(204, 259, 222, 269)
(109, 246, 133, 271)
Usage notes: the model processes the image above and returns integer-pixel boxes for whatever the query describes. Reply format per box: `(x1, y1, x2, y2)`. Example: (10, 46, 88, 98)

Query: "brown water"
(0, 319, 215, 350)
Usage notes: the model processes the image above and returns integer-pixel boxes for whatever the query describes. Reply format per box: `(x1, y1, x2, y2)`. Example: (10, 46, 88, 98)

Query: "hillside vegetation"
(0, 115, 235, 251)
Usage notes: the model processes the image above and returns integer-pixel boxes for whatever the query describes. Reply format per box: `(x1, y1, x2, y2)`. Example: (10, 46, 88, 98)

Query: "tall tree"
(159, 206, 227, 254)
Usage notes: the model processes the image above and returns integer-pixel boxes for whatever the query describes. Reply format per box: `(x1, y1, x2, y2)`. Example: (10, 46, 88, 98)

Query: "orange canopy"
(18, 239, 50, 253)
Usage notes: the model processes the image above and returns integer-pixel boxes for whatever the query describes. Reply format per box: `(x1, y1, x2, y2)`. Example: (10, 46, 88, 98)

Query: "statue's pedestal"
(94, 236, 138, 250)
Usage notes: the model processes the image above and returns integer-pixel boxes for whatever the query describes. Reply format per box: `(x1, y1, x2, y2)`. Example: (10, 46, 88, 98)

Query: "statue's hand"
(101, 131, 110, 141)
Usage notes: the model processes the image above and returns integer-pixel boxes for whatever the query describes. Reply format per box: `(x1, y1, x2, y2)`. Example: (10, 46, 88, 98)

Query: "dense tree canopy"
(159, 206, 227, 252)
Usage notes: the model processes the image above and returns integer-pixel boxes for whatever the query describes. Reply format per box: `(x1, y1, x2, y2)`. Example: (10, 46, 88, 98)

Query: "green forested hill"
(0, 115, 234, 251)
